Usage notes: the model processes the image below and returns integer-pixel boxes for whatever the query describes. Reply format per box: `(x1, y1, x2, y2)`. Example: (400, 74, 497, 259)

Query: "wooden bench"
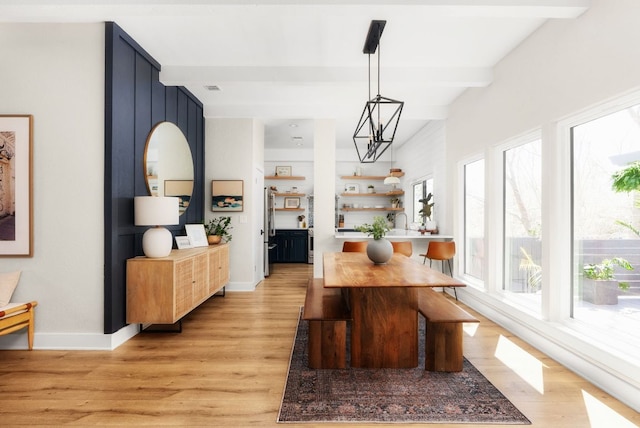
(417, 288, 478, 372)
(302, 279, 351, 369)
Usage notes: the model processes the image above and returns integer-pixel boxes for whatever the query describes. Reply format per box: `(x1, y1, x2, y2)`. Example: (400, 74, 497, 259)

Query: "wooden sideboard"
(126, 244, 229, 324)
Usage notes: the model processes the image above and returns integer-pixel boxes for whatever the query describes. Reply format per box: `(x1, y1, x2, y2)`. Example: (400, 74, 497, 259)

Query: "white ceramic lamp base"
(142, 226, 173, 258)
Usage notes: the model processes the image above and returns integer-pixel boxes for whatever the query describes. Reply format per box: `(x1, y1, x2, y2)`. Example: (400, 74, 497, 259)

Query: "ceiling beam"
(0, 0, 589, 21)
(160, 66, 493, 87)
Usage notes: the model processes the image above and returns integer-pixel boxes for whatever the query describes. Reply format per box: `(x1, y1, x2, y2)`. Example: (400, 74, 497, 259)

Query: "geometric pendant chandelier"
(353, 20, 404, 163)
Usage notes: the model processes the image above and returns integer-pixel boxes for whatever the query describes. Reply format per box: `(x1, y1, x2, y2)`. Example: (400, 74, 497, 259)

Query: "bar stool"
(391, 241, 413, 257)
(419, 241, 457, 299)
(342, 241, 368, 252)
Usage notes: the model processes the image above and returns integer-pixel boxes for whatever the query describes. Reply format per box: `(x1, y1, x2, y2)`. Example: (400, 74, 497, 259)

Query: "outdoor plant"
(583, 257, 633, 290)
(418, 193, 434, 222)
(205, 216, 233, 242)
(611, 161, 640, 237)
(356, 216, 390, 240)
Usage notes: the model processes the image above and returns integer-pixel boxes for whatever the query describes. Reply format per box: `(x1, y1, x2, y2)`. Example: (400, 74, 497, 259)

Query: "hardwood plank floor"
(1, 263, 638, 427)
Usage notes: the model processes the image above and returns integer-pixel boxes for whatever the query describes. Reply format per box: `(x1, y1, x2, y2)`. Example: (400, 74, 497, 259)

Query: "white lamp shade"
(134, 196, 179, 226)
(383, 176, 401, 185)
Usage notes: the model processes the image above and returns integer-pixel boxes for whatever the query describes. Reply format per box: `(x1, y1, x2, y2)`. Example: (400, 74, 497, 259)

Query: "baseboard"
(224, 280, 256, 292)
(0, 323, 140, 351)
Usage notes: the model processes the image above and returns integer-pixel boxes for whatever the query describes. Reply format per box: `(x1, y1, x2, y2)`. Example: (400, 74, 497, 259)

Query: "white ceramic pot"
(366, 238, 393, 264)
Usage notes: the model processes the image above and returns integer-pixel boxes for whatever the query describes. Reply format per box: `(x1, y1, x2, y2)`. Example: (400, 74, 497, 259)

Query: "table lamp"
(134, 196, 179, 258)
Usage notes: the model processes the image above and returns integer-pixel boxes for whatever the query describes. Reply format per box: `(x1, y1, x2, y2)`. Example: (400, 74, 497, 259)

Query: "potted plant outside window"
(356, 216, 392, 264)
(205, 216, 233, 245)
(582, 257, 633, 305)
(419, 193, 436, 231)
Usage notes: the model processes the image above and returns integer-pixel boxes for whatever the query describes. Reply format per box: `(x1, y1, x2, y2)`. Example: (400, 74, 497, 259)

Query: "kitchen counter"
(334, 229, 452, 240)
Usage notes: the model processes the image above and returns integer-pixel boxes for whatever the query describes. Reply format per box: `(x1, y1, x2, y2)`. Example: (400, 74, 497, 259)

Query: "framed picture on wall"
(211, 180, 244, 212)
(0, 115, 33, 257)
(284, 197, 300, 209)
(276, 166, 292, 177)
(344, 183, 360, 194)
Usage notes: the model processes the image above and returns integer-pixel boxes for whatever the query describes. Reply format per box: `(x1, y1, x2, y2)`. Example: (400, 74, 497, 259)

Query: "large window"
(503, 138, 542, 312)
(571, 103, 640, 346)
(464, 159, 485, 281)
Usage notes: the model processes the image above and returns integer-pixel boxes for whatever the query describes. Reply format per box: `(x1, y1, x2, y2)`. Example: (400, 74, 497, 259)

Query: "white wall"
(206, 118, 264, 291)
(0, 23, 108, 349)
(445, 0, 640, 411)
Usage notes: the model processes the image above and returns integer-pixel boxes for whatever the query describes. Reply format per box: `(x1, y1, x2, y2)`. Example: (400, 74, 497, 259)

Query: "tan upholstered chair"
(419, 241, 457, 299)
(0, 271, 38, 350)
(391, 241, 413, 257)
(342, 241, 368, 252)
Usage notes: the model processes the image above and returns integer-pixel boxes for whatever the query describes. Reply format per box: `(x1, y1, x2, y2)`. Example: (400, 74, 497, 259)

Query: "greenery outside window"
(571, 102, 640, 349)
(502, 137, 542, 313)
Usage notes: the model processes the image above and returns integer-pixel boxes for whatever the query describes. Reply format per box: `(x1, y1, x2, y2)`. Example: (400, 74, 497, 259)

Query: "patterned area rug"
(278, 311, 531, 424)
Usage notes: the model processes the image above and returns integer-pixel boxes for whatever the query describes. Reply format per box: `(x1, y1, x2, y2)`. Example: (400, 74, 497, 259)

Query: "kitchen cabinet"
(272, 229, 308, 263)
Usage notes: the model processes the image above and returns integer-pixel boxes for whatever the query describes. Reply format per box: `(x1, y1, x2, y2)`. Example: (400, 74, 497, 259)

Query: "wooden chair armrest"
(0, 301, 38, 318)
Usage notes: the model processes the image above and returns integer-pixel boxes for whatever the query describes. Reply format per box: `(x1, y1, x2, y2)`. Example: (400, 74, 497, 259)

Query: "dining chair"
(342, 241, 368, 252)
(419, 241, 457, 299)
(391, 241, 412, 257)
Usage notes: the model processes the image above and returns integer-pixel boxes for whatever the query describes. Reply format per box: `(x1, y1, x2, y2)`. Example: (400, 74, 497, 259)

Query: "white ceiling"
(0, 0, 589, 149)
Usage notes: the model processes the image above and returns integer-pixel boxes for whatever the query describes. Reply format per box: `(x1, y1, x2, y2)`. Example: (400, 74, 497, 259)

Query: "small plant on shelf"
(356, 216, 390, 240)
(205, 216, 233, 243)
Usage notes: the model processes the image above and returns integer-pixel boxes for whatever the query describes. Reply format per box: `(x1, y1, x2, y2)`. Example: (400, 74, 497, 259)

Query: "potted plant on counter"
(205, 216, 233, 244)
(582, 257, 633, 305)
(356, 216, 392, 264)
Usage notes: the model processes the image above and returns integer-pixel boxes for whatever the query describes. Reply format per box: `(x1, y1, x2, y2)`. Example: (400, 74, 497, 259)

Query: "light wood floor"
(1, 263, 639, 427)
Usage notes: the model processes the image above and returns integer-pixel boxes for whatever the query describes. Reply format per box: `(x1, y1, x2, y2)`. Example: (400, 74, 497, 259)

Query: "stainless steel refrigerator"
(263, 187, 276, 276)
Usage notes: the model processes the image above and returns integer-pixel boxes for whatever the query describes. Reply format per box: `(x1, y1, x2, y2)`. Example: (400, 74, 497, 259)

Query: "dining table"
(323, 251, 466, 369)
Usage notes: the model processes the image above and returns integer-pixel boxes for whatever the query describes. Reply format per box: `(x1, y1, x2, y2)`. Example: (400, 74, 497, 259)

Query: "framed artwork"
(284, 197, 300, 209)
(212, 180, 244, 212)
(164, 179, 194, 214)
(175, 236, 192, 250)
(276, 166, 292, 177)
(185, 224, 208, 247)
(344, 183, 360, 194)
(0, 115, 33, 257)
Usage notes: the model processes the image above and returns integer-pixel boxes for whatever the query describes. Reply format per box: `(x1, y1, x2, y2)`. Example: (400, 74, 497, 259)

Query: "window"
(503, 138, 542, 312)
(464, 159, 485, 281)
(571, 103, 640, 346)
(412, 178, 433, 225)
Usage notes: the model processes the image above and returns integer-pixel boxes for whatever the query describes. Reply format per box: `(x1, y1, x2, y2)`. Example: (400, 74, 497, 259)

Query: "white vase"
(366, 238, 393, 264)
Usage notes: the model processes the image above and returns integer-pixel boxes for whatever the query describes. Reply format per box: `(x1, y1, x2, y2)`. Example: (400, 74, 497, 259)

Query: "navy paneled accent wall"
(104, 22, 204, 334)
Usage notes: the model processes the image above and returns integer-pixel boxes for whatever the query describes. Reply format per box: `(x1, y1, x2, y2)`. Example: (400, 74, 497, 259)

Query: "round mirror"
(144, 122, 194, 215)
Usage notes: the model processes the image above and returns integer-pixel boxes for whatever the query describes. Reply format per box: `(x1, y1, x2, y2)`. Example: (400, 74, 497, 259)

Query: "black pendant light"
(353, 20, 404, 164)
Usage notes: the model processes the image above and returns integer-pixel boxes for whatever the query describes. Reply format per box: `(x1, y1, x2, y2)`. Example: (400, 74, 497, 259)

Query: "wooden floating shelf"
(275, 208, 305, 211)
(274, 193, 305, 197)
(340, 191, 404, 197)
(265, 175, 305, 180)
(341, 207, 404, 212)
(340, 172, 405, 180)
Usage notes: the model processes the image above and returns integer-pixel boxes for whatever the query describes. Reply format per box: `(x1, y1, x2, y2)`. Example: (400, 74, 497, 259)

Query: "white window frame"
(458, 154, 486, 289)
(495, 130, 543, 314)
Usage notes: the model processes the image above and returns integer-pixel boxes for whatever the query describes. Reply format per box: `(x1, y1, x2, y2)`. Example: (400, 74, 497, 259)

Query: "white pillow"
(0, 271, 21, 307)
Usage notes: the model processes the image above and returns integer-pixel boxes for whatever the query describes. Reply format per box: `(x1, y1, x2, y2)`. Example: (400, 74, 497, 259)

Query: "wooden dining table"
(323, 251, 465, 369)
